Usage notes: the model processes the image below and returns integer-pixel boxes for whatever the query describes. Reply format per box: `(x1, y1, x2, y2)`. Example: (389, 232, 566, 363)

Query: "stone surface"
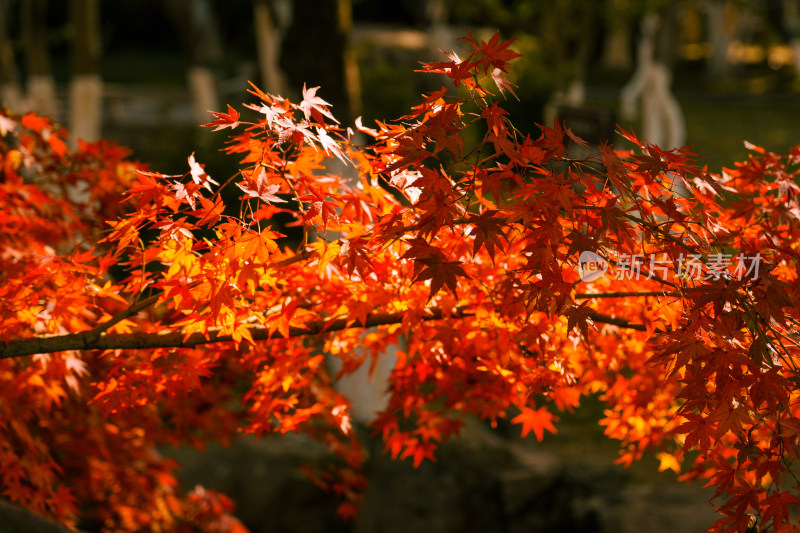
(169, 433, 347, 533)
(168, 418, 719, 533)
(0, 499, 77, 533)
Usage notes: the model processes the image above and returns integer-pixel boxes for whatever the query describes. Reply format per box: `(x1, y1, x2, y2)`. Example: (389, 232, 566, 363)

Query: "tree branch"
(588, 312, 666, 333)
(85, 293, 161, 343)
(0, 298, 664, 360)
(0, 306, 473, 360)
(576, 291, 680, 299)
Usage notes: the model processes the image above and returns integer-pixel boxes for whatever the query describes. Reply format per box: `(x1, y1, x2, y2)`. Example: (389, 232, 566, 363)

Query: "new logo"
(578, 251, 609, 282)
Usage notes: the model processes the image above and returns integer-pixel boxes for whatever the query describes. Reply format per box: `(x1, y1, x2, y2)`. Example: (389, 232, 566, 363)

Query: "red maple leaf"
(203, 104, 240, 131)
(299, 184, 339, 232)
(236, 169, 287, 204)
(413, 255, 467, 301)
(468, 210, 505, 260)
(466, 30, 523, 71)
(512, 406, 557, 441)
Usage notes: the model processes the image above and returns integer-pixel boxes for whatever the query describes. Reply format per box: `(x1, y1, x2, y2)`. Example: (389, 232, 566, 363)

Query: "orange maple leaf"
(512, 406, 557, 441)
(203, 104, 240, 131)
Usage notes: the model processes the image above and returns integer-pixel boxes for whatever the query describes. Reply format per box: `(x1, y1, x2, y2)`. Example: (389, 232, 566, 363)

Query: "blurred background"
(4, 1, 800, 531)
(3, 0, 800, 173)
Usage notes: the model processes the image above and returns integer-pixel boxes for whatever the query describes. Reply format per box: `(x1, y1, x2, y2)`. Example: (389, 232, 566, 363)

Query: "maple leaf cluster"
(0, 31, 799, 532)
(0, 113, 247, 530)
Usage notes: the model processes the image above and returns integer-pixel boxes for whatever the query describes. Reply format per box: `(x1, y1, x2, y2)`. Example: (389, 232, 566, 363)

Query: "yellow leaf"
(27, 374, 46, 387)
(318, 241, 341, 276)
(656, 452, 681, 474)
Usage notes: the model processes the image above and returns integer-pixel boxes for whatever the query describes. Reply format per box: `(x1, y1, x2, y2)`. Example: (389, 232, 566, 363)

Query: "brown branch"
(588, 312, 666, 333)
(576, 291, 680, 299)
(85, 293, 161, 343)
(0, 288, 665, 360)
(271, 248, 315, 268)
(0, 306, 473, 360)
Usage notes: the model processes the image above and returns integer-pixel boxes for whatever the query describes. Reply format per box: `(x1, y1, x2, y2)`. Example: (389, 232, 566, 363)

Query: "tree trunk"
(21, 0, 57, 117)
(168, 0, 222, 125)
(704, 0, 735, 79)
(253, 0, 289, 96)
(602, 0, 634, 70)
(780, 0, 800, 77)
(326, 346, 397, 424)
(540, 0, 596, 125)
(280, 1, 373, 418)
(426, 0, 456, 58)
(187, 66, 218, 125)
(0, 0, 22, 111)
(603, 25, 632, 70)
(280, 0, 360, 122)
(69, 0, 102, 144)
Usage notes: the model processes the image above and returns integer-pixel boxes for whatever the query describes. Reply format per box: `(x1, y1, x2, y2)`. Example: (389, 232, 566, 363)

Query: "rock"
(167, 419, 718, 533)
(596, 484, 718, 533)
(0, 499, 77, 533)
(168, 433, 347, 533)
